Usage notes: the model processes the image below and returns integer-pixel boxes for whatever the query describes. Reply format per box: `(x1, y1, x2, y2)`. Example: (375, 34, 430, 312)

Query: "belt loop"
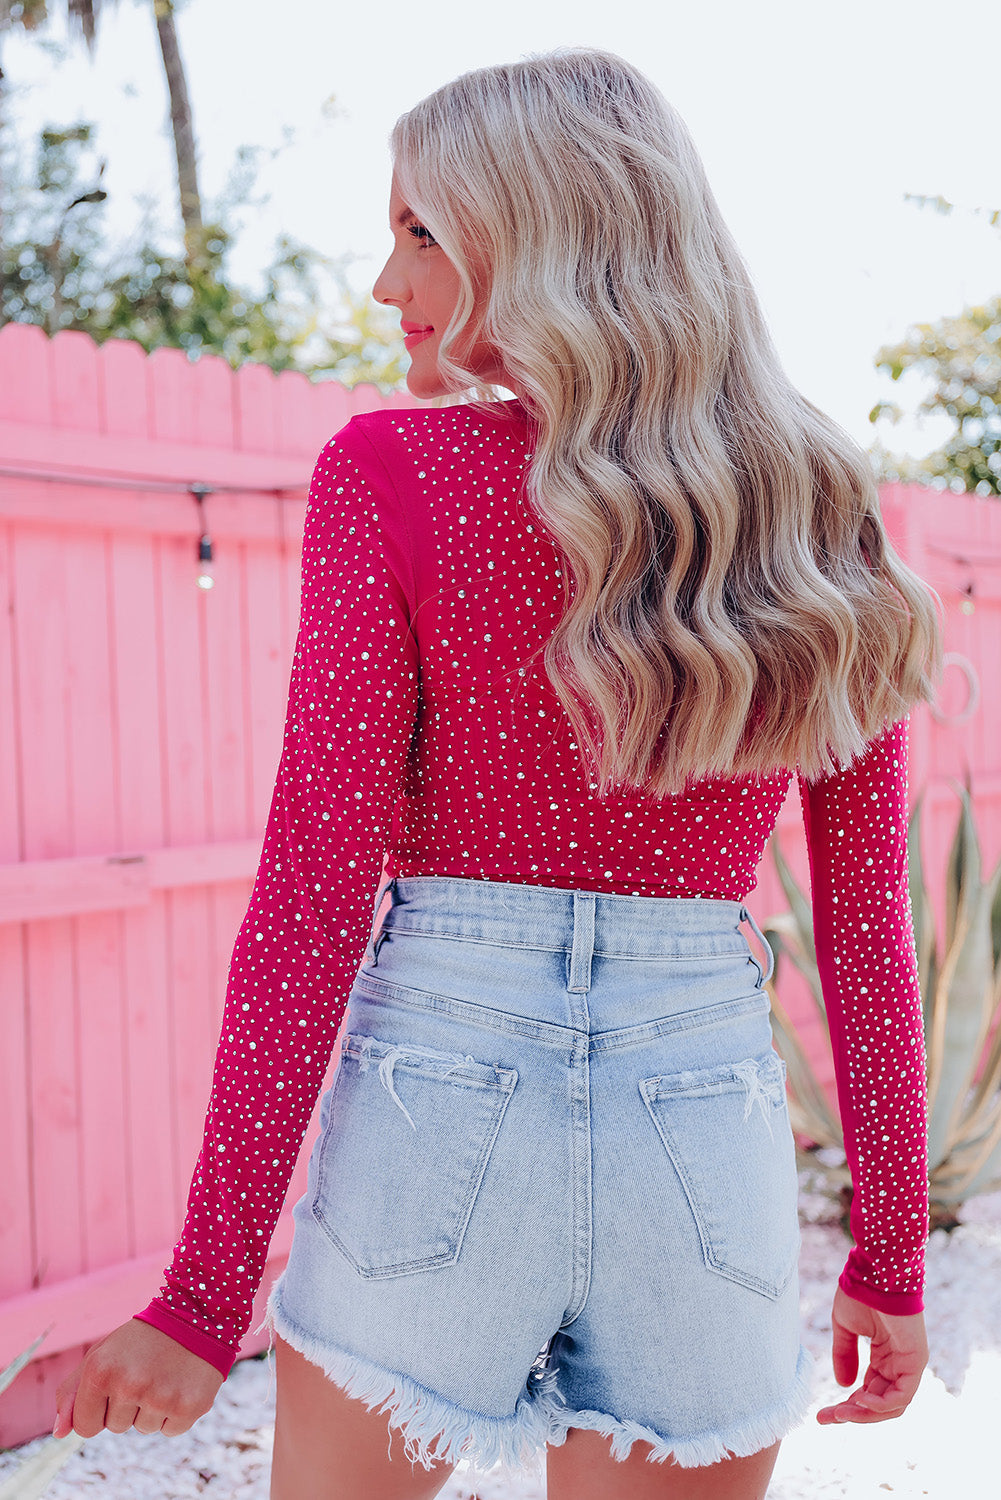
(567, 891, 595, 993)
(363, 874, 396, 966)
(740, 904, 774, 985)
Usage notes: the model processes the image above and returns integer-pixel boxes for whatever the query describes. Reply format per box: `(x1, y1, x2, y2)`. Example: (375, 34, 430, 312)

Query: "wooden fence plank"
(166, 887, 216, 1225)
(98, 336, 150, 438)
(13, 528, 74, 864)
(108, 523, 177, 1253)
(346, 381, 385, 415)
(0, 323, 53, 424)
(0, 523, 21, 865)
(0, 926, 31, 1299)
(234, 359, 280, 454)
(155, 529, 216, 1216)
(0, 522, 30, 1283)
(50, 330, 102, 432)
(274, 368, 321, 456)
(26, 917, 82, 1290)
(147, 345, 197, 445)
(191, 352, 237, 451)
(275, 371, 343, 458)
(157, 535, 209, 846)
(13, 523, 86, 1296)
(76, 910, 131, 1270)
(202, 535, 250, 842)
(110, 534, 167, 851)
(62, 530, 130, 1272)
(63, 530, 118, 854)
(245, 529, 289, 827)
(124, 896, 180, 1255)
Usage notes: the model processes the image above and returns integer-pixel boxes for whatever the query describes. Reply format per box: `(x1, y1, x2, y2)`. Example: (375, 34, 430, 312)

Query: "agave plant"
(765, 783, 1001, 1231)
(0, 1331, 84, 1499)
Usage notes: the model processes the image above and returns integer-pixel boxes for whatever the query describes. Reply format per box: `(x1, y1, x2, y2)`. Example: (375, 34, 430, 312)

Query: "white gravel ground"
(3, 1176, 998, 1498)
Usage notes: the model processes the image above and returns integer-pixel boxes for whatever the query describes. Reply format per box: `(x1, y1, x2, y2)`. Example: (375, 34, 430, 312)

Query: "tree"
(151, 0, 203, 265)
(0, 1, 205, 267)
(869, 195, 1001, 497)
(0, 117, 408, 387)
(0, 1, 407, 385)
(0, 121, 108, 333)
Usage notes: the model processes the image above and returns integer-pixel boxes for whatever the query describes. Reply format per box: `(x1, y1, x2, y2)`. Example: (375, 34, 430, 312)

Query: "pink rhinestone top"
(134, 399, 927, 1376)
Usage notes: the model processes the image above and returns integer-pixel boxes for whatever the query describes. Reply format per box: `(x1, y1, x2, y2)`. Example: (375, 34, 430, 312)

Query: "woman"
(55, 48, 940, 1500)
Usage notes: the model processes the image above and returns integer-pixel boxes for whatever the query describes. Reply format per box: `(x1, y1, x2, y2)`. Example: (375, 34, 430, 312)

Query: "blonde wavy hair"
(390, 48, 943, 796)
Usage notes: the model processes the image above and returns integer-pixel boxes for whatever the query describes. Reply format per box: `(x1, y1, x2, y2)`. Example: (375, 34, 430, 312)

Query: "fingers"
(133, 1409, 168, 1436)
(818, 1338, 927, 1425)
(105, 1398, 142, 1435)
(818, 1381, 909, 1424)
(68, 1364, 111, 1440)
(68, 1364, 190, 1439)
(51, 1395, 74, 1440)
(818, 1370, 901, 1424)
(52, 1362, 84, 1439)
(830, 1318, 859, 1388)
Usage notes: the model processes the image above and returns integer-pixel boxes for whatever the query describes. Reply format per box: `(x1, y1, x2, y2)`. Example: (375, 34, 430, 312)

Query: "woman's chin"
(404, 366, 450, 400)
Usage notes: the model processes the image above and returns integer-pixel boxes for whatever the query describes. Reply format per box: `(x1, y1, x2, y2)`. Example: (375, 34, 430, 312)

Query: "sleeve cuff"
(133, 1303, 238, 1379)
(838, 1266, 924, 1317)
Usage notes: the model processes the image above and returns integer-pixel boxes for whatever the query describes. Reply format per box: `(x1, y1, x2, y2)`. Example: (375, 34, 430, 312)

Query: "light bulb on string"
(197, 532, 214, 590)
(190, 483, 216, 590)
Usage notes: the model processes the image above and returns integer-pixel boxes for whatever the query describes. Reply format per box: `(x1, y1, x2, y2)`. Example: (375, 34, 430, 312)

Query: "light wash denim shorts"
(261, 875, 815, 1476)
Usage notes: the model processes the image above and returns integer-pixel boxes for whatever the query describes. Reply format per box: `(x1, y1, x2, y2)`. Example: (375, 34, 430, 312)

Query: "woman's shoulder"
(339, 397, 529, 469)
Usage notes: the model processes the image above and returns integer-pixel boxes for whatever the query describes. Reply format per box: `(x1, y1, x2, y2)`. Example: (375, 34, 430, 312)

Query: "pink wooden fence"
(0, 324, 423, 1445)
(1, 322, 998, 1446)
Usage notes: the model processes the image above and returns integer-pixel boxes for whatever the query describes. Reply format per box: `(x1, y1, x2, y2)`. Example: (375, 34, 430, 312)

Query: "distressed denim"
(260, 875, 814, 1476)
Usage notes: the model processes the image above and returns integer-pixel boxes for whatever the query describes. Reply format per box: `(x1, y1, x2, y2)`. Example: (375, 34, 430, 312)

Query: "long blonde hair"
(390, 48, 942, 795)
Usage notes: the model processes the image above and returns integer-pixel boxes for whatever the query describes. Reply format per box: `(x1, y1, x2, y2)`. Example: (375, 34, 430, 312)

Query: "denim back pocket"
(639, 1050, 800, 1300)
(311, 1033, 518, 1278)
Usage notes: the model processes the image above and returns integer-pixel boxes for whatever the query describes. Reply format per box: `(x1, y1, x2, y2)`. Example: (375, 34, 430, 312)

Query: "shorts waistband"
(362, 875, 774, 983)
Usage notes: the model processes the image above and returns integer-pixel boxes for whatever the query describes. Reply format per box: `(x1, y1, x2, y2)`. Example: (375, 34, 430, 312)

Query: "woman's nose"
(373, 250, 406, 308)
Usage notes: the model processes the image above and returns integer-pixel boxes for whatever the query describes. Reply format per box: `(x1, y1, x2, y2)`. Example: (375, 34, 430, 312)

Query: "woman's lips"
(403, 327, 433, 348)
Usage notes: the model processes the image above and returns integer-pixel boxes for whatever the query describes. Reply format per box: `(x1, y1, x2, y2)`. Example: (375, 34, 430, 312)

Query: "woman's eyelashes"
(407, 221, 438, 247)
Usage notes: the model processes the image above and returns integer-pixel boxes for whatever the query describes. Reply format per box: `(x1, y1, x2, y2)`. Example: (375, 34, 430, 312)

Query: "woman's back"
(350, 399, 793, 896)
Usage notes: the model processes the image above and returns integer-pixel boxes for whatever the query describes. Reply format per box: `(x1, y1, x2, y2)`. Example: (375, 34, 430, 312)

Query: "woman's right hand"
(53, 1319, 225, 1438)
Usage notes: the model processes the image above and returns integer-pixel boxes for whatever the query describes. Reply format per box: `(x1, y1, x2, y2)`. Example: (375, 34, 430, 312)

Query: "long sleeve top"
(134, 398, 928, 1378)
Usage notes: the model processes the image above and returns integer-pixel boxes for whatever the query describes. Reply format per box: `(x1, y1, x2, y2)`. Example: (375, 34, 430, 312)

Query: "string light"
(191, 483, 215, 590)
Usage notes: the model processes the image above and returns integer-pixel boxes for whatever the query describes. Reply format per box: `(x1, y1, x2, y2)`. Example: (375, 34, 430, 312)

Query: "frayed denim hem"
(540, 1341, 816, 1469)
(254, 1281, 558, 1477)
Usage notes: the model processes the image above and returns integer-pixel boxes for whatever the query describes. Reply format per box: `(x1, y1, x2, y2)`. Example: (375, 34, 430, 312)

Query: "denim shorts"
(260, 875, 815, 1476)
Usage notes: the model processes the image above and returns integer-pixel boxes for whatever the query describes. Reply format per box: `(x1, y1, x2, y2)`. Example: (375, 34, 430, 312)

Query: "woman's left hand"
(816, 1285, 928, 1425)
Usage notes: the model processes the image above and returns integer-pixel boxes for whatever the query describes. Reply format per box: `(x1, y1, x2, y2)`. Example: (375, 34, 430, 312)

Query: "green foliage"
(0, 120, 408, 389)
(765, 787, 1001, 1231)
(869, 193, 1001, 497)
(870, 298, 1001, 497)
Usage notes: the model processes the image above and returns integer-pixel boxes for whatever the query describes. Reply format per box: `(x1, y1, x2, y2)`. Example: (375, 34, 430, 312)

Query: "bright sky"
(5, 0, 999, 455)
